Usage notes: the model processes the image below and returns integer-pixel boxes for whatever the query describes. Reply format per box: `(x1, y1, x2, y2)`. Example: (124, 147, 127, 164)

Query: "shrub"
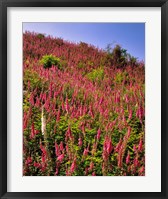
(86, 68, 104, 83)
(55, 38, 64, 46)
(37, 33, 45, 40)
(105, 44, 129, 68)
(79, 41, 88, 48)
(40, 54, 61, 69)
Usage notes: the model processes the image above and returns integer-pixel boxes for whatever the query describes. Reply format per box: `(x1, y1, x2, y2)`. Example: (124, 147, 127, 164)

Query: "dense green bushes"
(40, 54, 61, 69)
(106, 44, 138, 68)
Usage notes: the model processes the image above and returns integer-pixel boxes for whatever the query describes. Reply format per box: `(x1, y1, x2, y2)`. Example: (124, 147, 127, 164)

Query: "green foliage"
(87, 61, 94, 66)
(79, 41, 89, 48)
(78, 61, 85, 69)
(40, 54, 62, 69)
(114, 72, 124, 84)
(37, 33, 45, 40)
(105, 44, 138, 68)
(23, 69, 49, 92)
(86, 68, 104, 83)
(128, 54, 138, 67)
(111, 45, 127, 68)
(55, 38, 64, 46)
(114, 71, 129, 84)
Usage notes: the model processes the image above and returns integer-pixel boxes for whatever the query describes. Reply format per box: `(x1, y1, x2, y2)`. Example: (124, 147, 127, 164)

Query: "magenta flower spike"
(126, 151, 130, 164)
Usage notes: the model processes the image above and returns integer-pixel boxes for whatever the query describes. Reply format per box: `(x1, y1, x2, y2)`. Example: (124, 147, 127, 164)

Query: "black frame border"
(0, 0, 168, 199)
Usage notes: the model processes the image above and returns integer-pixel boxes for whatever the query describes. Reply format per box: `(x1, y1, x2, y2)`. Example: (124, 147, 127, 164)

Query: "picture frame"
(0, 0, 167, 198)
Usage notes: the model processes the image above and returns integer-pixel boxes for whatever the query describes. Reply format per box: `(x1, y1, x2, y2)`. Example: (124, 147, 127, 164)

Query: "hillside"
(23, 31, 145, 176)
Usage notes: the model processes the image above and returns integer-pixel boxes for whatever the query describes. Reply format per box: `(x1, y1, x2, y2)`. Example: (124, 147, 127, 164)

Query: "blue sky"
(23, 23, 145, 61)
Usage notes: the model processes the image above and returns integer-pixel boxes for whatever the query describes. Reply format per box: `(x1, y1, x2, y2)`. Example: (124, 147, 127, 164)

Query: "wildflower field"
(23, 31, 145, 176)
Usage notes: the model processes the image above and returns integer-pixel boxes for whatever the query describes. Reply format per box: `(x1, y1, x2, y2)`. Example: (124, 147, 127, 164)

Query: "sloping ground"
(23, 31, 145, 176)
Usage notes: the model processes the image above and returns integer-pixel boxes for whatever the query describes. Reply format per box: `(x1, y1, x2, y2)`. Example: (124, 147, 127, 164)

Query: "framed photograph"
(0, 0, 167, 198)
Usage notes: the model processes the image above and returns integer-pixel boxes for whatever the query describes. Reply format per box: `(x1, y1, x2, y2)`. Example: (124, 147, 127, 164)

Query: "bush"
(86, 68, 104, 83)
(55, 38, 64, 46)
(40, 54, 61, 69)
(37, 33, 45, 40)
(105, 44, 129, 68)
(79, 41, 88, 48)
